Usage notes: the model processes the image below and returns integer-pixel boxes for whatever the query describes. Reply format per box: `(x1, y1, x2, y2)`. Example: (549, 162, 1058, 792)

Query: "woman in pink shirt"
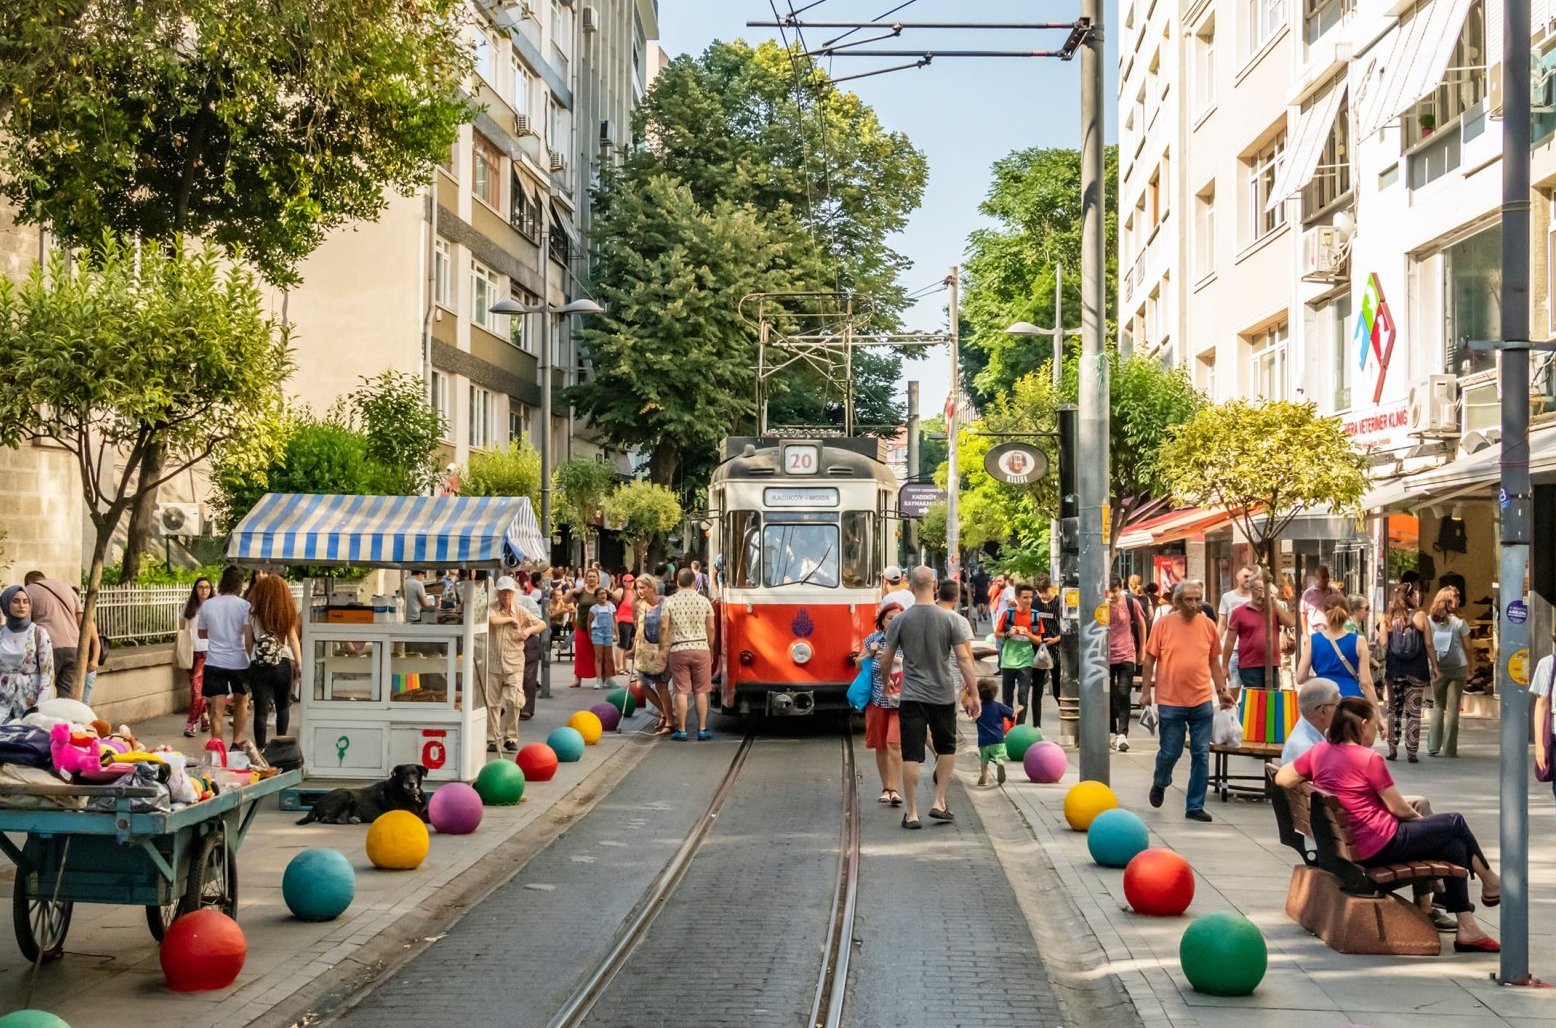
(1277, 697, 1501, 952)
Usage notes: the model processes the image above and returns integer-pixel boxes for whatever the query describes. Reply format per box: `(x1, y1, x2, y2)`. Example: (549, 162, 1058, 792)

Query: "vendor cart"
(0, 769, 299, 962)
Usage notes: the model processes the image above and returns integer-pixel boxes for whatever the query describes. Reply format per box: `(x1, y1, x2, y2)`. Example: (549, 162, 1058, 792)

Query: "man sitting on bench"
(1275, 696, 1502, 953)
(1282, 678, 1341, 764)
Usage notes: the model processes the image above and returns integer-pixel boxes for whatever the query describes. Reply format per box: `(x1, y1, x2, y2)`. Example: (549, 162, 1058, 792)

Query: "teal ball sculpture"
(1179, 912, 1268, 996)
(472, 762, 525, 807)
(1087, 808, 1151, 868)
(0, 1013, 72, 1028)
(547, 726, 586, 762)
(1005, 724, 1042, 762)
(282, 848, 355, 922)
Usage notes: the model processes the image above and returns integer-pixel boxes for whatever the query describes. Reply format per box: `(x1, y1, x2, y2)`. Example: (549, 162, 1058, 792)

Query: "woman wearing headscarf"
(0, 585, 53, 724)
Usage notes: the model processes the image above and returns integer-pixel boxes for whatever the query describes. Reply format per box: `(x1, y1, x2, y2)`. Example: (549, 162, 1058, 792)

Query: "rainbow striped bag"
(1237, 688, 1299, 744)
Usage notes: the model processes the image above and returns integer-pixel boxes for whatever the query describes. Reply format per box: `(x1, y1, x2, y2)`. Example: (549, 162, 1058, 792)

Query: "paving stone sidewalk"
(0, 664, 653, 1027)
(979, 700, 1556, 1027)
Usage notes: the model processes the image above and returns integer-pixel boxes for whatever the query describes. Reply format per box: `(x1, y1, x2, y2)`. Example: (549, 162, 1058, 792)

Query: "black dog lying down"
(296, 763, 429, 825)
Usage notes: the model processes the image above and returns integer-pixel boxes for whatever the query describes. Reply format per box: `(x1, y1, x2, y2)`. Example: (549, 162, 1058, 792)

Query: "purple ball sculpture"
(590, 702, 622, 732)
(427, 782, 484, 834)
(1023, 740, 1068, 783)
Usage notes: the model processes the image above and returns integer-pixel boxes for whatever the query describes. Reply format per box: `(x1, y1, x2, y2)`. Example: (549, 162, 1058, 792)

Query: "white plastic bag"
(1138, 704, 1159, 735)
(1212, 704, 1243, 747)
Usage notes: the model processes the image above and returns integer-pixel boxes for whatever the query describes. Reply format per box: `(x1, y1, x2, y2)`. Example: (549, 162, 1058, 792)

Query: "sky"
(655, 0, 1120, 421)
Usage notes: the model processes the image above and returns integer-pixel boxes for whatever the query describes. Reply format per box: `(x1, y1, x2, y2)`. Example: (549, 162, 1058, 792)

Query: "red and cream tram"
(708, 436, 899, 716)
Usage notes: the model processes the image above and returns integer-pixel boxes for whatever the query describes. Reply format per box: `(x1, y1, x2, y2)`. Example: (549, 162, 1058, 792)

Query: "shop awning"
(1354, 0, 1475, 138)
(1266, 82, 1347, 210)
(226, 493, 548, 569)
(1362, 422, 1556, 511)
(1116, 507, 1238, 551)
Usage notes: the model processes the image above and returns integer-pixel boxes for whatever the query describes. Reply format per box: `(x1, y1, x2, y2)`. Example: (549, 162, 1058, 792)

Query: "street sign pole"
(946, 265, 961, 585)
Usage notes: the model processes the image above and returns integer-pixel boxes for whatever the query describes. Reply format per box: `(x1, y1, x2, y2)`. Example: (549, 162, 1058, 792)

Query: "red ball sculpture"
(627, 680, 649, 707)
(160, 908, 247, 991)
(1123, 848, 1196, 917)
(515, 743, 559, 782)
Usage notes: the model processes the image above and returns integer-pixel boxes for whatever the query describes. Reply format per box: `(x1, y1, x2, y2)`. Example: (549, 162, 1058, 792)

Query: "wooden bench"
(1264, 764, 1467, 955)
(1209, 741, 1284, 801)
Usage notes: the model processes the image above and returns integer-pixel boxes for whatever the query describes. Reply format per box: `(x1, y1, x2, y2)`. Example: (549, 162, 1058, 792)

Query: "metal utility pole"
(1077, 0, 1110, 783)
(946, 266, 961, 584)
(1051, 264, 1064, 586)
(906, 380, 921, 563)
(1497, 0, 1534, 986)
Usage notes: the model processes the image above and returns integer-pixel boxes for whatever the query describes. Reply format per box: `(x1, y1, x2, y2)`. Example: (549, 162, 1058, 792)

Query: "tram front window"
(763, 523, 839, 588)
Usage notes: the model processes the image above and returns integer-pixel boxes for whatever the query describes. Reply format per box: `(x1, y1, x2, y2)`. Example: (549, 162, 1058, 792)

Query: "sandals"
(901, 814, 922, 830)
(1481, 886, 1501, 908)
(889, 790, 902, 807)
(878, 790, 894, 804)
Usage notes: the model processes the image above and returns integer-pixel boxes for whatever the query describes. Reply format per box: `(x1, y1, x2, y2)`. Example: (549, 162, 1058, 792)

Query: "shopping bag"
(1032, 643, 1054, 670)
(1138, 703, 1159, 735)
(848, 657, 876, 712)
(1212, 704, 1243, 747)
(1237, 688, 1298, 744)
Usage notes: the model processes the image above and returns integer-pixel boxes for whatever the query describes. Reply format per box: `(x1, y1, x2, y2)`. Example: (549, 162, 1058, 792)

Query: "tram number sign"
(898, 483, 946, 518)
(784, 444, 820, 475)
(984, 442, 1050, 485)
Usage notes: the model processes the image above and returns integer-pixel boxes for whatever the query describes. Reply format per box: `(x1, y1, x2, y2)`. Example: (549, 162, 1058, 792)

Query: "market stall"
(227, 493, 547, 783)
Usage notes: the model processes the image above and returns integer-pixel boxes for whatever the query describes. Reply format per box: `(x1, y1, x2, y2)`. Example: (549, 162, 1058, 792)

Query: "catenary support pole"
(906, 380, 921, 564)
(1051, 264, 1064, 587)
(538, 220, 554, 700)
(946, 266, 961, 585)
(1076, 0, 1110, 783)
(1498, 0, 1533, 986)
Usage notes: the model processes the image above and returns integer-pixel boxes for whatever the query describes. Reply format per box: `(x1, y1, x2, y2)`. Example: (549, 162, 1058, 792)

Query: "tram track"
(809, 729, 860, 1028)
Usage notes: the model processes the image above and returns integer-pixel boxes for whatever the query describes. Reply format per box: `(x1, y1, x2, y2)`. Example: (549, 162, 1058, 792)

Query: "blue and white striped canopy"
(226, 494, 547, 569)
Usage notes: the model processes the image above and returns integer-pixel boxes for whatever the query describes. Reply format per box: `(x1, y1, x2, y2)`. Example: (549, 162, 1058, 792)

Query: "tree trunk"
(647, 441, 679, 487)
(118, 436, 165, 582)
(75, 519, 116, 700)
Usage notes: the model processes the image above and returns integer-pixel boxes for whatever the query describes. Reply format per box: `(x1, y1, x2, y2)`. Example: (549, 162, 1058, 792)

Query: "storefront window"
(1444, 224, 1501, 377)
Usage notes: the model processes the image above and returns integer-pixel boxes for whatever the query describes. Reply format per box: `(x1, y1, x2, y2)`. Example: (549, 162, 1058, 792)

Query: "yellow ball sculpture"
(567, 710, 604, 745)
(1063, 779, 1119, 832)
(365, 810, 430, 870)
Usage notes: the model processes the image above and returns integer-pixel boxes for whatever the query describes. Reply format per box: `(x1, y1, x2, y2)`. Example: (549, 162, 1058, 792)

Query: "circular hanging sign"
(984, 442, 1050, 485)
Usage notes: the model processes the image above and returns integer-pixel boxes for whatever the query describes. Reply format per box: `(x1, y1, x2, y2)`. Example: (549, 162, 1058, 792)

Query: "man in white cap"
(488, 576, 547, 752)
(880, 565, 914, 611)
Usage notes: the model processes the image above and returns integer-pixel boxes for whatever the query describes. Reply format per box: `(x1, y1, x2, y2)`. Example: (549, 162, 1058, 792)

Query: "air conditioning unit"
(513, 113, 534, 136)
(1301, 226, 1347, 283)
(156, 502, 204, 538)
(548, 149, 567, 172)
(1407, 374, 1459, 438)
(582, 5, 598, 32)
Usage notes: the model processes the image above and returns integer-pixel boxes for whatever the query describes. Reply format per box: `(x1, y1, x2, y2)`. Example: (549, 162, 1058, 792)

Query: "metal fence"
(92, 583, 306, 645)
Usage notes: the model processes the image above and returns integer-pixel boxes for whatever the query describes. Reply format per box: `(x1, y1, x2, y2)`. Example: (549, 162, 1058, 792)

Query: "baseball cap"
(495, 576, 519, 592)
(882, 565, 904, 583)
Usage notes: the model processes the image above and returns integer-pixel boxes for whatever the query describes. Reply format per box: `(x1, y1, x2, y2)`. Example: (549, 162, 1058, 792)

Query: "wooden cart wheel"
(178, 829, 239, 919)
(12, 874, 72, 963)
(145, 899, 180, 941)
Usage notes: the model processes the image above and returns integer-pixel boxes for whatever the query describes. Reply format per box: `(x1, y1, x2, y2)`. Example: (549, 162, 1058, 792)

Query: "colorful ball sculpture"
(160, 909, 247, 991)
(282, 848, 355, 921)
(472, 761, 525, 807)
(627, 680, 650, 707)
(590, 701, 622, 733)
(605, 687, 636, 718)
(0, 1012, 72, 1028)
(365, 810, 430, 870)
(1123, 848, 1196, 917)
(1086, 808, 1151, 868)
(1023, 740, 1068, 783)
(1005, 724, 1042, 762)
(568, 709, 604, 745)
(515, 743, 558, 782)
(547, 726, 586, 763)
(430, 781, 488, 829)
(1063, 780, 1119, 831)
(1180, 912, 1268, 996)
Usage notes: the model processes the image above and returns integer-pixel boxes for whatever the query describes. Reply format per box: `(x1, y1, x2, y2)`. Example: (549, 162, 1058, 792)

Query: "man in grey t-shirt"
(404, 570, 435, 624)
(881, 566, 980, 830)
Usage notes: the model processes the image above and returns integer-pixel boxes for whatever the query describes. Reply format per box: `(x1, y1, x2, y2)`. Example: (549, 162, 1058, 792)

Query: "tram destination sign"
(763, 486, 839, 508)
(984, 442, 1050, 485)
(897, 483, 947, 518)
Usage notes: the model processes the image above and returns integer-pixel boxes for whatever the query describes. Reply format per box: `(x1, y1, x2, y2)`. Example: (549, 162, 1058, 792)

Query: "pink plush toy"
(50, 723, 133, 782)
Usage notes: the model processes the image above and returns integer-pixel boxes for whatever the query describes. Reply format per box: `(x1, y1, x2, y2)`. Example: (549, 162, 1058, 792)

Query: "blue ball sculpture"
(547, 726, 586, 763)
(1086, 808, 1151, 868)
(0, 1013, 72, 1028)
(1180, 912, 1268, 996)
(282, 848, 356, 922)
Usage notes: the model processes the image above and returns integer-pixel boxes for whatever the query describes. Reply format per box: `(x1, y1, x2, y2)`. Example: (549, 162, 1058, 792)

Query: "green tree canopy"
(604, 481, 683, 573)
(959, 146, 1119, 407)
(1158, 399, 1370, 567)
(460, 439, 542, 507)
(0, 235, 289, 692)
(337, 370, 446, 495)
(553, 458, 618, 540)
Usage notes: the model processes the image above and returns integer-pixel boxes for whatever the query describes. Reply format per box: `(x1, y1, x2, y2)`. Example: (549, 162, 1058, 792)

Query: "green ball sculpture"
(0, 1013, 72, 1028)
(605, 687, 636, 718)
(1179, 912, 1268, 996)
(473, 759, 526, 806)
(1005, 724, 1042, 762)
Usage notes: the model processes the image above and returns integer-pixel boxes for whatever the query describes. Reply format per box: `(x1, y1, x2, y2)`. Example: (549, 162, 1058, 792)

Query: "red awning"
(1115, 507, 1238, 550)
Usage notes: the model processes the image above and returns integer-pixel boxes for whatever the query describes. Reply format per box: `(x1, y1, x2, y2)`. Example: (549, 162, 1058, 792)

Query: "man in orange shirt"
(1139, 580, 1233, 822)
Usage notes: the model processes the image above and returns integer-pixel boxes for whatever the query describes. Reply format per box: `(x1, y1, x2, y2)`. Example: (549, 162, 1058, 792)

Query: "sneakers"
(1149, 784, 1165, 808)
(503, 740, 518, 753)
(1109, 735, 1119, 752)
(1186, 809, 1213, 823)
(1116, 735, 1130, 752)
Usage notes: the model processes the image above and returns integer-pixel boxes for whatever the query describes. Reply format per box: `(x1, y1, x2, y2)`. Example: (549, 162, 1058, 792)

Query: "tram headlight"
(789, 641, 813, 665)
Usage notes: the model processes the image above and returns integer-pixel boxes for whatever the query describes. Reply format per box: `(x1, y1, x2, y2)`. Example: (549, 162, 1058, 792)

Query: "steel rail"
(809, 726, 860, 1028)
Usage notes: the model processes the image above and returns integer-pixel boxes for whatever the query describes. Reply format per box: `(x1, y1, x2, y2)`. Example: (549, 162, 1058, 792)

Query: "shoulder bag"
(635, 601, 668, 675)
(174, 619, 195, 671)
(1323, 632, 1361, 681)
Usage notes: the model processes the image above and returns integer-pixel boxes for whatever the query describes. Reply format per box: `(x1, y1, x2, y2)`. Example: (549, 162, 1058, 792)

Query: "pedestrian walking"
(879, 566, 980, 830)
(1376, 584, 1430, 757)
(1222, 576, 1293, 691)
(862, 602, 905, 805)
(588, 586, 618, 689)
(1139, 580, 1231, 823)
(568, 569, 602, 688)
(974, 677, 1016, 786)
(489, 576, 546, 752)
(1531, 625, 1556, 792)
(77, 594, 102, 706)
(1108, 575, 1149, 751)
(879, 565, 913, 610)
(198, 566, 253, 747)
(0, 586, 51, 725)
(631, 576, 673, 735)
(611, 571, 637, 683)
(1033, 575, 1065, 706)
(1299, 595, 1384, 722)
(23, 570, 80, 699)
(246, 574, 301, 750)
(1426, 586, 1474, 757)
(690, 560, 711, 598)
(178, 578, 213, 737)
(662, 568, 716, 741)
(972, 566, 991, 625)
(1216, 565, 1257, 683)
(518, 573, 547, 720)
(994, 583, 1041, 727)
(1297, 564, 1342, 647)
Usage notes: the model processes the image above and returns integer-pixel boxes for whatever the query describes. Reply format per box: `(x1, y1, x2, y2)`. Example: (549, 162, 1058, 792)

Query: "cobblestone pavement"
(844, 772, 1067, 1028)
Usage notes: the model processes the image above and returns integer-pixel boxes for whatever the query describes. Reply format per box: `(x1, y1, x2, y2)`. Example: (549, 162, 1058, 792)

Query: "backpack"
(252, 622, 286, 667)
(1431, 616, 1459, 659)
(1388, 617, 1425, 662)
